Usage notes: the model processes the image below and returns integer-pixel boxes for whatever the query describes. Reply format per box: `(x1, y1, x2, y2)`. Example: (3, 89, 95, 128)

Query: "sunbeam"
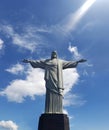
(63, 0, 96, 33)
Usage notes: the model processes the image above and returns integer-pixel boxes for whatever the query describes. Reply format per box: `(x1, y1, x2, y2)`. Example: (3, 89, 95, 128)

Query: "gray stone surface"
(22, 51, 86, 113)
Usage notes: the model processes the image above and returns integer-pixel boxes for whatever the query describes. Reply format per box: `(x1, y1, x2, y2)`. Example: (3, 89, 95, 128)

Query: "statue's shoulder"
(44, 59, 51, 62)
(58, 59, 65, 63)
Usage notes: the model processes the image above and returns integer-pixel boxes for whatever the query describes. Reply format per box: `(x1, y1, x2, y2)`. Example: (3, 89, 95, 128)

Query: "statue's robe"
(29, 58, 78, 113)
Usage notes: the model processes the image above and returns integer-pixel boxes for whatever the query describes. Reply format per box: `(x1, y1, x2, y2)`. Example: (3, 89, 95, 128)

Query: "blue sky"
(0, 0, 109, 130)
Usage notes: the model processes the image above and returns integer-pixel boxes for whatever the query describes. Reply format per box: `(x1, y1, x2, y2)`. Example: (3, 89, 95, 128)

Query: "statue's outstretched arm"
(63, 59, 87, 69)
(22, 59, 46, 69)
(76, 59, 87, 63)
(22, 59, 31, 63)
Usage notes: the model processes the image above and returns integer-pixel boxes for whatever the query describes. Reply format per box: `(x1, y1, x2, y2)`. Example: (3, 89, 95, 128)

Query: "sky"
(0, 0, 109, 130)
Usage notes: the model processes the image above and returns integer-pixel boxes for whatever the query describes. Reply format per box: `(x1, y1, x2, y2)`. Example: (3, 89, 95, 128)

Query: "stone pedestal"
(38, 113, 70, 130)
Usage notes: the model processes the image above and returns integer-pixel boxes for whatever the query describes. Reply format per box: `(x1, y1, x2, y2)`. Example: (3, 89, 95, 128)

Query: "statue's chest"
(46, 59, 58, 70)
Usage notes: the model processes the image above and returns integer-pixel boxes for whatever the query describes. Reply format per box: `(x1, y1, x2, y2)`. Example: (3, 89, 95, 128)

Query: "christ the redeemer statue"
(22, 51, 86, 113)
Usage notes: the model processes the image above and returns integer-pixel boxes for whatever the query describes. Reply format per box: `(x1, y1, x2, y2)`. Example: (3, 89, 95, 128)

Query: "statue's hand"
(77, 59, 87, 63)
(58, 88, 64, 96)
(22, 59, 30, 63)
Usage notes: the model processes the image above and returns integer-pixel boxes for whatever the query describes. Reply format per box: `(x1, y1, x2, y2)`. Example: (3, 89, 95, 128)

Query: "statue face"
(51, 51, 57, 59)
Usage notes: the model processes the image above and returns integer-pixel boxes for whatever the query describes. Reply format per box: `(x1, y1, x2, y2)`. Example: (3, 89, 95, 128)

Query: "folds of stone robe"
(29, 58, 78, 113)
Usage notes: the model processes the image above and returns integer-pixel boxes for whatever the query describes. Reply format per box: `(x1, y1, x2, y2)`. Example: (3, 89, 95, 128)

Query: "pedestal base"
(38, 113, 70, 130)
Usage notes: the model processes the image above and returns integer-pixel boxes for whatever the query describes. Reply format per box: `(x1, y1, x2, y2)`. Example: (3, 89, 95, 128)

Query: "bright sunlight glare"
(63, 0, 96, 33)
(81, 0, 96, 13)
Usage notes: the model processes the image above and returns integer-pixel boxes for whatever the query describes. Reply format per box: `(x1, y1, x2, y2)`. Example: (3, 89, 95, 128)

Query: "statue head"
(51, 51, 57, 59)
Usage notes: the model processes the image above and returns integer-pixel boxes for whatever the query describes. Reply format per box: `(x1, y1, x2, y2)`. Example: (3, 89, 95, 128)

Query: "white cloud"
(13, 34, 36, 52)
(63, 68, 79, 94)
(63, 93, 86, 107)
(68, 45, 82, 60)
(0, 39, 4, 50)
(6, 63, 24, 75)
(0, 24, 49, 52)
(0, 120, 18, 130)
(0, 66, 45, 103)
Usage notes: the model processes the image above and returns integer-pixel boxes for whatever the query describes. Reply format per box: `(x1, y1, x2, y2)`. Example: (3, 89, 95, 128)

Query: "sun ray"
(64, 0, 96, 33)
